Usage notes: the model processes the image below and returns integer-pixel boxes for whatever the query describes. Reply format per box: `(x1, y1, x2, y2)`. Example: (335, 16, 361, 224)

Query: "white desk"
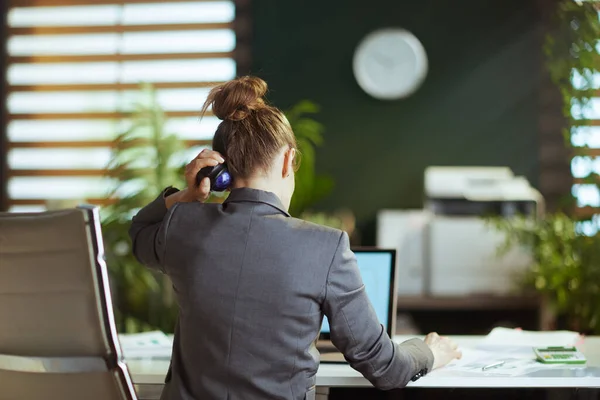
(127, 335, 600, 399)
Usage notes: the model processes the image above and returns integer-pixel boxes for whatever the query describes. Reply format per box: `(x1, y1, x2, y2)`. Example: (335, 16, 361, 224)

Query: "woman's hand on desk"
(165, 149, 226, 208)
(425, 332, 462, 370)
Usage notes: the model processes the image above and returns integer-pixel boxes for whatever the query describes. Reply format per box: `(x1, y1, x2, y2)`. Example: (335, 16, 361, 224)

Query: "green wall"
(251, 0, 540, 243)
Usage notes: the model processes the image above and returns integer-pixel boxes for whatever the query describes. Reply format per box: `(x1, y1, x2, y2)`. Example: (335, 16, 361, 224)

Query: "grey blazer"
(129, 187, 433, 400)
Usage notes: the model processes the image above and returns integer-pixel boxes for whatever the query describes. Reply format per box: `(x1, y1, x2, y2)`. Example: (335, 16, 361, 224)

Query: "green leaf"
(490, 211, 600, 334)
(285, 100, 334, 216)
(102, 82, 187, 333)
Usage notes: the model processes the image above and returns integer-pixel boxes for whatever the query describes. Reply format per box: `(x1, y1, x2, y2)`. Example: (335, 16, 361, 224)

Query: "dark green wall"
(251, 0, 540, 244)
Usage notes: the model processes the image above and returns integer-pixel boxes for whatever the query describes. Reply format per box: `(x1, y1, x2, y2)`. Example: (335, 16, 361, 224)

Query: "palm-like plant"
(102, 83, 184, 333)
(286, 100, 333, 217)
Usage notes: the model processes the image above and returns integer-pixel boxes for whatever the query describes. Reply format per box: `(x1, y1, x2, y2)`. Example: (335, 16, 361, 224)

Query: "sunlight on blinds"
(570, 5, 600, 233)
(8, 117, 220, 141)
(571, 97, 600, 121)
(5, 1, 237, 212)
(571, 126, 600, 148)
(9, 30, 236, 55)
(8, 88, 213, 113)
(572, 67, 600, 234)
(9, 148, 113, 170)
(8, 59, 235, 84)
(9, 3, 234, 26)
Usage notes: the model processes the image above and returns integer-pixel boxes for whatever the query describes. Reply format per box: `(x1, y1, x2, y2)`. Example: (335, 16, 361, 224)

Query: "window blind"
(4, 0, 240, 212)
(571, 69, 600, 234)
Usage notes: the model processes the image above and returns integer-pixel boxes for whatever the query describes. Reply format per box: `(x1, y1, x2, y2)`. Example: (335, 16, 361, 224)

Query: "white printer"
(377, 166, 542, 296)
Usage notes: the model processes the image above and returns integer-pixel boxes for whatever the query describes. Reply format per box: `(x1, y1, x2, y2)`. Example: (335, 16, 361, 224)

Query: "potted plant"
(490, 0, 600, 334)
(490, 213, 600, 334)
(285, 100, 334, 217)
(102, 83, 185, 333)
(286, 101, 360, 235)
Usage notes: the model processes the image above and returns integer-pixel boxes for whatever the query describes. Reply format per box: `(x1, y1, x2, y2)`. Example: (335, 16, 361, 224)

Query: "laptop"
(317, 248, 397, 363)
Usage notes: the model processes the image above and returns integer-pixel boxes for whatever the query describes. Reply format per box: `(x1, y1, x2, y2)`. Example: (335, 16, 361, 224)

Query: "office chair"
(0, 206, 137, 400)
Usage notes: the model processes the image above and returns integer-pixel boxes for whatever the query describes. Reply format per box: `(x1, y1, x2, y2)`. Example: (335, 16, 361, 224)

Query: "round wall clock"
(353, 28, 428, 100)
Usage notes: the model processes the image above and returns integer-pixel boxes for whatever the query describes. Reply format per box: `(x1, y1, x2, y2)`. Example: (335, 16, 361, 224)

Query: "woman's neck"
(232, 176, 276, 194)
(232, 176, 288, 211)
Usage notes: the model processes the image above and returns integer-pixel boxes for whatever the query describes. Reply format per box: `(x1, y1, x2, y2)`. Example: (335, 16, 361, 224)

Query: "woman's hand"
(185, 149, 226, 200)
(424, 332, 462, 370)
(165, 149, 225, 208)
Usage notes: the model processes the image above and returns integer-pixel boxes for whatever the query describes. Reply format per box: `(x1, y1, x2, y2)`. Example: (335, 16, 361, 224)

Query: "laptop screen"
(320, 249, 395, 335)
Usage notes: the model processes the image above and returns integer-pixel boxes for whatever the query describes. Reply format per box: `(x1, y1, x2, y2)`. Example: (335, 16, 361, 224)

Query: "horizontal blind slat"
(9, 59, 236, 84)
(9, 22, 233, 35)
(9, 169, 111, 177)
(9, 52, 235, 63)
(9, 0, 226, 7)
(573, 178, 600, 184)
(8, 198, 117, 206)
(574, 120, 600, 127)
(8, 168, 200, 177)
(8, 81, 225, 92)
(8, 140, 211, 149)
(7, 111, 210, 120)
(575, 207, 600, 218)
(575, 149, 600, 157)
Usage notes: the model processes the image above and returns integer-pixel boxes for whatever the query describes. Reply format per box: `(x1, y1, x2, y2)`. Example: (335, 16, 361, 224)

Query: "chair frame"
(0, 205, 137, 400)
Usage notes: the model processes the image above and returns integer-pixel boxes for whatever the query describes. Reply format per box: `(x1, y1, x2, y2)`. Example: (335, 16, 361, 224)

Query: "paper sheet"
(435, 328, 583, 376)
(478, 327, 581, 350)
(439, 347, 563, 377)
(119, 331, 173, 359)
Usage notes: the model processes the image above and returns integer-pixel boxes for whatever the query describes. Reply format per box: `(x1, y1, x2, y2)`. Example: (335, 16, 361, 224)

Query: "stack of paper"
(478, 327, 581, 351)
(118, 331, 173, 359)
(439, 328, 583, 377)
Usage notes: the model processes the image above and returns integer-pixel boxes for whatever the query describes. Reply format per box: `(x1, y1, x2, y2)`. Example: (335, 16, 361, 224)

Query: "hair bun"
(206, 76, 268, 121)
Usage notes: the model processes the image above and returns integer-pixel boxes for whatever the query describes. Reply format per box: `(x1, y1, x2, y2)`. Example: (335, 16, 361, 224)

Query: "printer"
(377, 166, 542, 296)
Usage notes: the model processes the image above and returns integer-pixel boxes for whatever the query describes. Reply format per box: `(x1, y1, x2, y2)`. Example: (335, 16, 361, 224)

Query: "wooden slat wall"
(11, 0, 228, 6)
(8, 82, 221, 92)
(571, 87, 600, 225)
(9, 22, 233, 34)
(537, 0, 572, 215)
(9, 51, 235, 63)
(536, 0, 600, 231)
(3, 0, 239, 211)
(571, 5, 600, 229)
(0, 1, 8, 211)
(8, 139, 211, 149)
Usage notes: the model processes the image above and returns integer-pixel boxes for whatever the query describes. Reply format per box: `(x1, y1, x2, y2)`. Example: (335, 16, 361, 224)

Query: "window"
(4, 0, 239, 212)
(571, 15, 600, 234)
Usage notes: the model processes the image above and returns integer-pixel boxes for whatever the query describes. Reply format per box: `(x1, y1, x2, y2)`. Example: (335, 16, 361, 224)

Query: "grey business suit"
(130, 187, 434, 400)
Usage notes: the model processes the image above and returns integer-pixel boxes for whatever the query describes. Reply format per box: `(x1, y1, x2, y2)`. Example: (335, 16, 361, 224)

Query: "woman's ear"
(282, 147, 296, 178)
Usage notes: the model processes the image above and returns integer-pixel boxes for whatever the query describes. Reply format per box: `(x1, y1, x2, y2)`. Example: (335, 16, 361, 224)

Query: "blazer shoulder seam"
(161, 202, 180, 265)
(323, 231, 345, 298)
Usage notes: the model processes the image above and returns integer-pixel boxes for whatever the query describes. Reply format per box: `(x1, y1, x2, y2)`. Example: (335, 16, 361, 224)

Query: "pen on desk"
(481, 361, 505, 371)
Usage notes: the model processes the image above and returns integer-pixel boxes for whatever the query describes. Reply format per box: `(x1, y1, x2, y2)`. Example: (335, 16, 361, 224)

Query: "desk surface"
(127, 335, 600, 389)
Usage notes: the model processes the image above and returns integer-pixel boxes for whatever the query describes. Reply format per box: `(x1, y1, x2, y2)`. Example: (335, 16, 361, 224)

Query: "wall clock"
(353, 28, 428, 100)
